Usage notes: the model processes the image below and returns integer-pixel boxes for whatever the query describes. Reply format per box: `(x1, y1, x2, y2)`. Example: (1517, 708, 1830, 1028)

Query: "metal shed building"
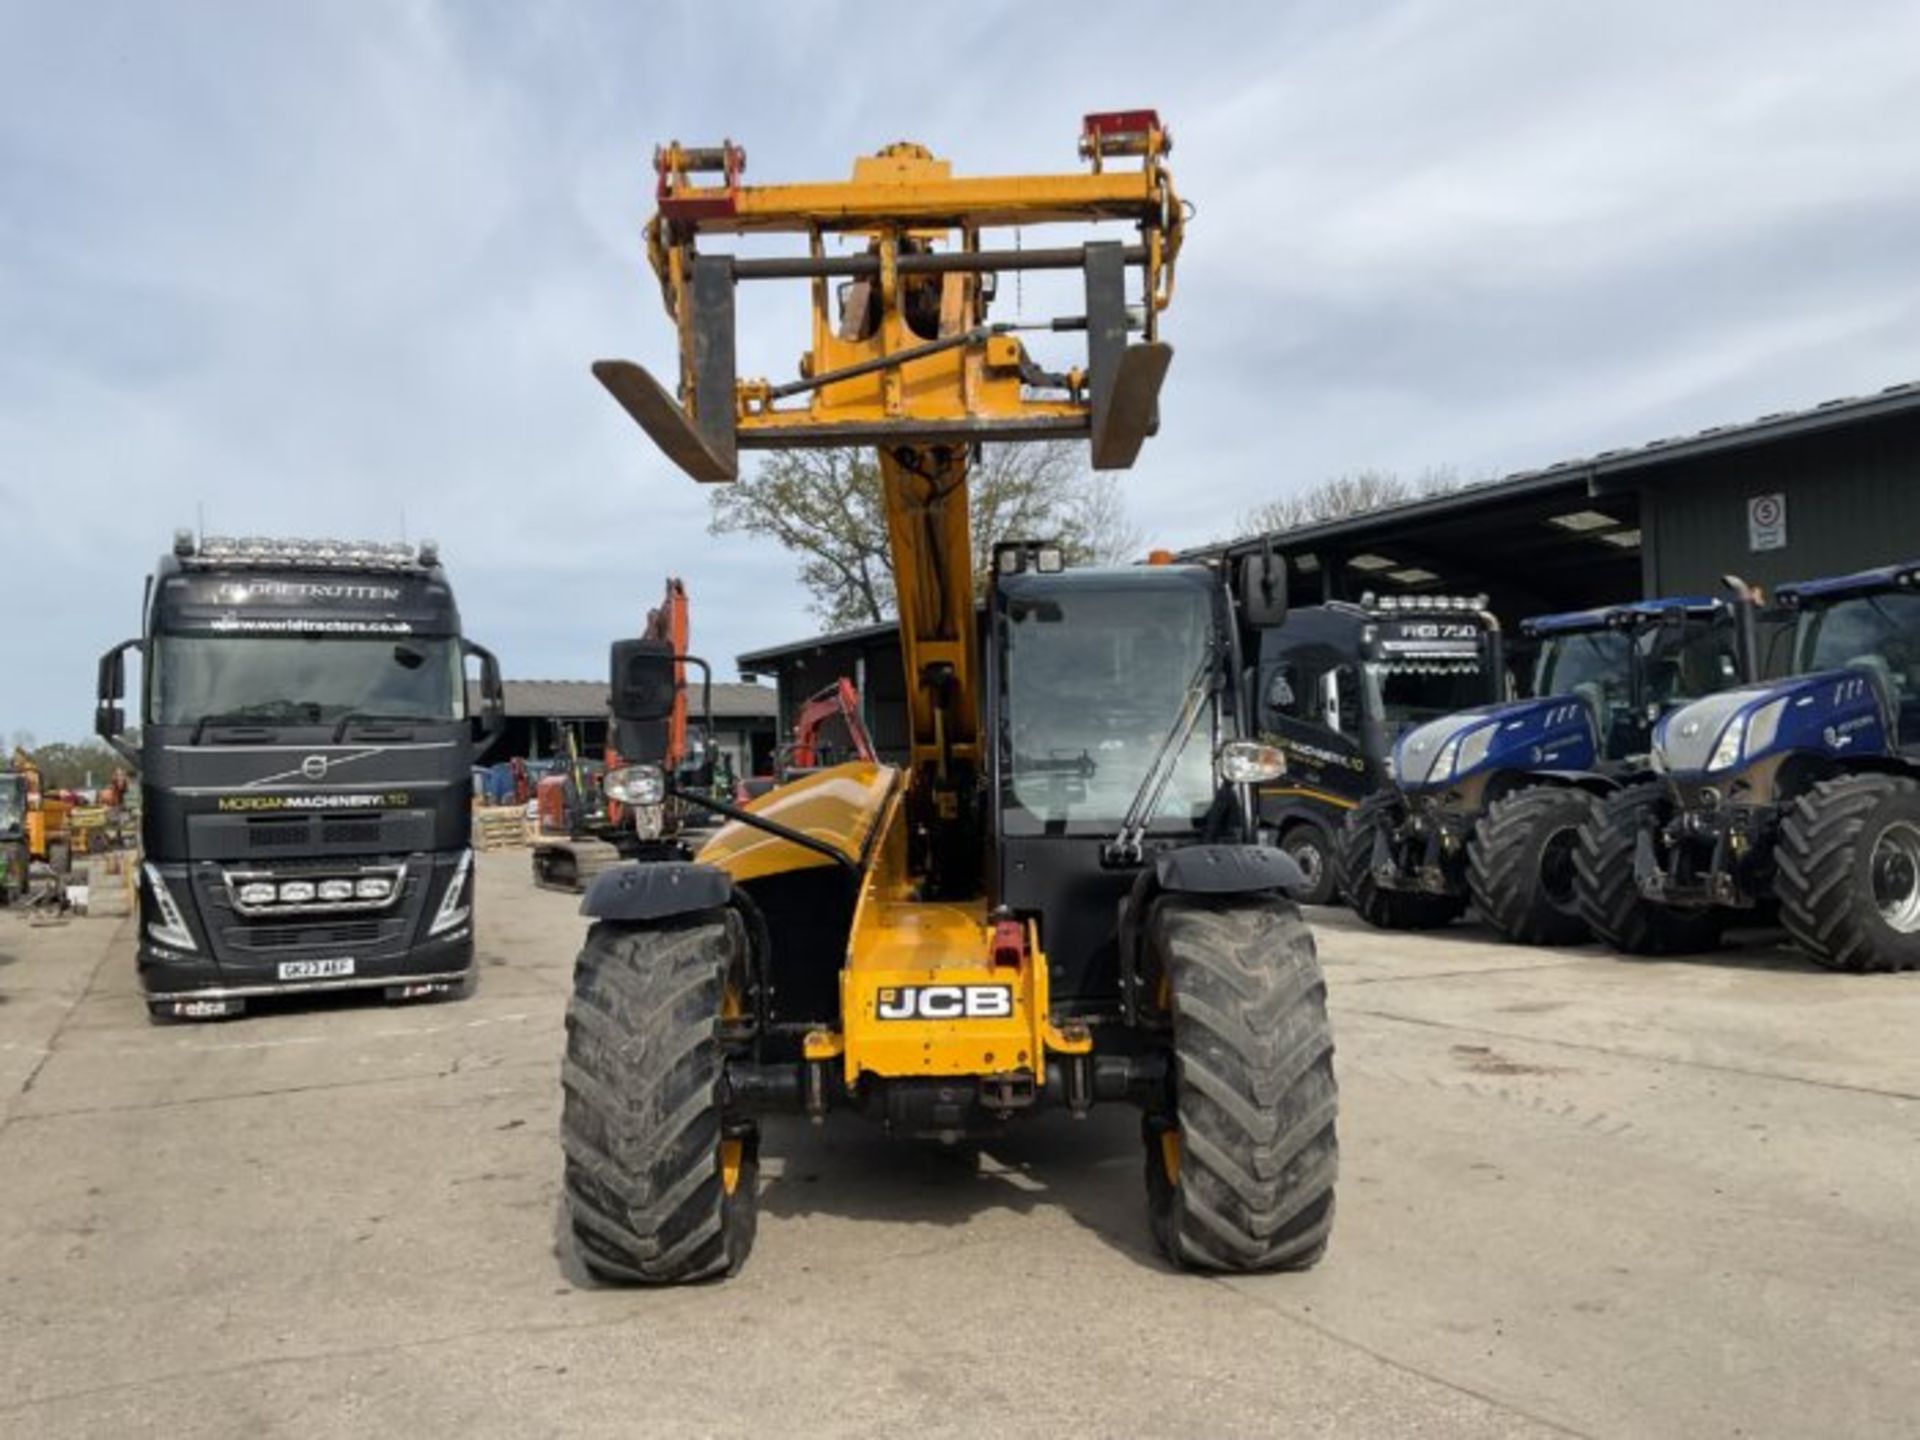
(737, 379, 1920, 747)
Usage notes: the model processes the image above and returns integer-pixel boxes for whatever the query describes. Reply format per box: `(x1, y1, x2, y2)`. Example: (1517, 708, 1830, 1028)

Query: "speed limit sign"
(1748, 492, 1787, 552)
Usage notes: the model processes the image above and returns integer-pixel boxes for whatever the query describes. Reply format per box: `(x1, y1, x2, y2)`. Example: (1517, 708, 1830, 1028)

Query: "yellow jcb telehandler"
(562, 112, 1337, 1281)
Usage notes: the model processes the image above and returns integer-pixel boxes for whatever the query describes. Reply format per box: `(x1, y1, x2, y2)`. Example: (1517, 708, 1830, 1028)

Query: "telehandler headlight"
(605, 764, 668, 806)
(1219, 741, 1286, 784)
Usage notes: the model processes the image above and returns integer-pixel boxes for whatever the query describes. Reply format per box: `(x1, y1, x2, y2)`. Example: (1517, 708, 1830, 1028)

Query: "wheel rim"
(1289, 835, 1325, 891)
(1870, 820, 1920, 933)
(720, 1137, 744, 1195)
(1539, 825, 1580, 906)
(1159, 1128, 1182, 1184)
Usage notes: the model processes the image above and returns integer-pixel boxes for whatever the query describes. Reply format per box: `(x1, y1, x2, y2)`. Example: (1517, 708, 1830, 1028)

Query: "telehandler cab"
(563, 114, 1338, 1282)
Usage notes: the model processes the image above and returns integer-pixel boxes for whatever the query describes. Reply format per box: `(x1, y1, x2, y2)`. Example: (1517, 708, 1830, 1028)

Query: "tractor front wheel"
(1338, 793, 1465, 930)
(1573, 783, 1722, 955)
(1468, 786, 1595, 946)
(561, 911, 759, 1284)
(1777, 774, 1920, 973)
(1145, 896, 1338, 1272)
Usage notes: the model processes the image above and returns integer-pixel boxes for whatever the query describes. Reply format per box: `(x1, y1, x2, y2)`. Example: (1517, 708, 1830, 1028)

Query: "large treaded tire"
(1467, 786, 1595, 946)
(1145, 897, 1337, 1272)
(1573, 783, 1722, 955)
(1777, 774, 1920, 973)
(561, 911, 759, 1284)
(1337, 792, 1466, 930)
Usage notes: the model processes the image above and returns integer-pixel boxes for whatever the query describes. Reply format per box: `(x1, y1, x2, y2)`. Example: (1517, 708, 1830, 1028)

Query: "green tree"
(21, 741, 126, 792)
(710, 444, 1142, 629)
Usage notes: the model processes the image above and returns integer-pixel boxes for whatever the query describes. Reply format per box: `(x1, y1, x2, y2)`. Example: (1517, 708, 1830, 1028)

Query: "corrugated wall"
(1636, 412, 1920, 597)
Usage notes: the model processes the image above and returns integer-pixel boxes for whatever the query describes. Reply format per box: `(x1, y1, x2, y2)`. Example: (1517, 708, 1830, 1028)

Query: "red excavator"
(531, 578, 694, 892)
(736, 677, 877, 802)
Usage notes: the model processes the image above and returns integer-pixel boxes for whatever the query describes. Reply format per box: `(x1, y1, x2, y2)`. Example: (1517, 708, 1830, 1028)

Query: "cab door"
(1254, 642, 1371, 817)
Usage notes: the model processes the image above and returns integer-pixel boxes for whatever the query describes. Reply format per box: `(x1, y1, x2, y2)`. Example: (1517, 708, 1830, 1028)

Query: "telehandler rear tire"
(1145, 897, 1337, 1272)
(1338, 793, 1465, 930)
(1468, 786, 1594, 946)
(561, 911, 759, 1284)
(1573, 783, 1722, 955)
(1777, 774, 1920, 973)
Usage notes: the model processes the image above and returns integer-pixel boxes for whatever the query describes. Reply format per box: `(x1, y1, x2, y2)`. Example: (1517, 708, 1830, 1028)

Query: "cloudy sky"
(4, 0, 1918, 741)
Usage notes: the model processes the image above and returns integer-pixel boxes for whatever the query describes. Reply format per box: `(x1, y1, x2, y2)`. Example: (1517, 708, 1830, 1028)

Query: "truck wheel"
(1468, 786, 1594, 946)
(561, 910, 759, 1283)
(1144, 896, 1337, 1272)
(1777, 775, 1920, 973)
(1280, 822, 1341, 906)
(1573, 783, 1722, 955)
(1337, 793, 1465, 929)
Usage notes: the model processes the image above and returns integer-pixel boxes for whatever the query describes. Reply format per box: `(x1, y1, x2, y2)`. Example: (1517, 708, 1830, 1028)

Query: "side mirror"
(95, 639, 140, 761)
(463, 642, 505, 754)
(1240, 548, 1288, 627)
(610, 639, 679, 723)
(1317, 670, 1342, 734)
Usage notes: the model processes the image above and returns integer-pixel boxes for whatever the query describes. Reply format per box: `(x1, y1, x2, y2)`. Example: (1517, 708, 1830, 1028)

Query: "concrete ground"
(2, 855, 1916, 1439)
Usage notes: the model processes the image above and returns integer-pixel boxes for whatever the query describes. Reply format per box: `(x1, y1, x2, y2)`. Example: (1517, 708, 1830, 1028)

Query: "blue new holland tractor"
(1339, 588, 1757, 945)
(1576, 559, 1920, 970)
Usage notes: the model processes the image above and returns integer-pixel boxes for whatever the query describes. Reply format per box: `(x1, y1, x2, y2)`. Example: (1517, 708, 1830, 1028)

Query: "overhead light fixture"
(1348, 553, 1397, 572)
(1388, 568, 1439, 585)
(1600, 528, 1643, 548)
(1294, 554, 1321, 574)
(1548, 510, 1618, 532)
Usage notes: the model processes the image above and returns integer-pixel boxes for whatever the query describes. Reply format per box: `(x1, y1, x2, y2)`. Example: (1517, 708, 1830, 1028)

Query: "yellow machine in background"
(563, 113, 1338, 1284)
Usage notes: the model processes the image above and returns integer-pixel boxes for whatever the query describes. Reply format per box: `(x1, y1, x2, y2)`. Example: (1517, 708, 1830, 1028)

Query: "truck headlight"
(1218, 741, 1286, 784)
(143, 863, 196, 952)
(428, 849, 472, 936)
(604, 764, 667, 806)
(1707, 714, 1747, 772)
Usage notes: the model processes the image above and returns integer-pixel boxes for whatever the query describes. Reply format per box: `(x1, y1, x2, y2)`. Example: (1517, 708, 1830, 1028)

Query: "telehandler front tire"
(1145, 896, 1337, 1272)
(561, 911, 759, 1284)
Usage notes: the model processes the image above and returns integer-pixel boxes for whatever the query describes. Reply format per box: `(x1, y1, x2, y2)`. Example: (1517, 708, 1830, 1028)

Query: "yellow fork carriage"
(560, 112, 1339, 1283)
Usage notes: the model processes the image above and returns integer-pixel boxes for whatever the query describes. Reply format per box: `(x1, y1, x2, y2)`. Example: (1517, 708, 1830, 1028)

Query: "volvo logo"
(300, 755, 330, 780)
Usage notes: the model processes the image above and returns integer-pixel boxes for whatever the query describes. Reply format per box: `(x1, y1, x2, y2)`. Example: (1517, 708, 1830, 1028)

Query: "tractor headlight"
(1454, 725, 1497, 776)
(1432, 735, 1462, 779)
(604, 764, 667, 806)
(1707, 714, 1748, 773)
(428, 849, 472, 936)
(143, 863, 196, 952)
(1743, 697, 1789, 758)
(1218, 740, 1286, 784)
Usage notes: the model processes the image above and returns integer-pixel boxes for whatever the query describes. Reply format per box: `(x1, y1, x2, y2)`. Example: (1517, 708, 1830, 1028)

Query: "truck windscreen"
(1366, 662, 1489, 727)
(149, 636, 466, 728)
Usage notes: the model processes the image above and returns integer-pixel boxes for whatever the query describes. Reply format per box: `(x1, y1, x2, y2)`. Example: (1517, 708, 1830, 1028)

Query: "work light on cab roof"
(592, 110, 1184, 482)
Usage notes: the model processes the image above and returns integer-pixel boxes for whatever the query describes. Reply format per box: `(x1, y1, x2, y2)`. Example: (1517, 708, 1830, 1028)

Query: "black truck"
(96, 533, 503, 1020)
(1251, 593, 1504, 903)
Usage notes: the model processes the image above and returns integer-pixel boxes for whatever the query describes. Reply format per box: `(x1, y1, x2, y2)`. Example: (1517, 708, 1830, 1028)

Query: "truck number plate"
(278, 957, 355, 981)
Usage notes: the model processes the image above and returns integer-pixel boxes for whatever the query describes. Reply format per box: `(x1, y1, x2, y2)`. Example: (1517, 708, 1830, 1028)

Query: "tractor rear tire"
(1337, 793, 1466, 930)
(1145, 897, 1337, 1272)
(561, 911, 759, 1284)
(1468, 786, 1595, 946)
(1573, 783, 1722, 955)
(1777, 774, 1920, 973)
(1280, 821, 1341, 906)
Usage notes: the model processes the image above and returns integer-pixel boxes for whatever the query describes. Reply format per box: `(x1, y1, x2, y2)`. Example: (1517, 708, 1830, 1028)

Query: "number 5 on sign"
(1748, 492, 1787, 552)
